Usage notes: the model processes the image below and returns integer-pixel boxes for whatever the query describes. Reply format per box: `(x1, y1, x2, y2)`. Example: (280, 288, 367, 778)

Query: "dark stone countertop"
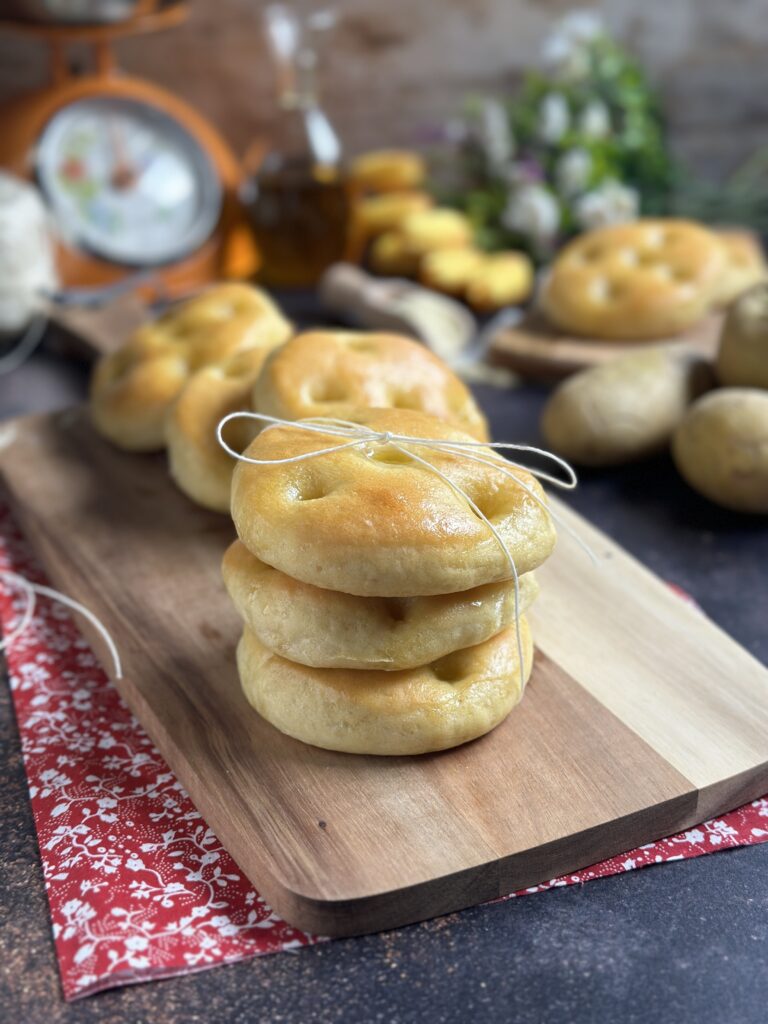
(1, 329, 767, 1024)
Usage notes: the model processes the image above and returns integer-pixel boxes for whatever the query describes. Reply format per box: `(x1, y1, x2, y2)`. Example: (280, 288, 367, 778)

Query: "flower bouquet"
(444, 10, 766, 260)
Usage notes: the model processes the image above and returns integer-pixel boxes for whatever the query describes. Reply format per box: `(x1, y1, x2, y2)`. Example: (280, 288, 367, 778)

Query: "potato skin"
(717, 283, 768, 389)
(672, 388, 768, 513)
(540, 347, 713, 467)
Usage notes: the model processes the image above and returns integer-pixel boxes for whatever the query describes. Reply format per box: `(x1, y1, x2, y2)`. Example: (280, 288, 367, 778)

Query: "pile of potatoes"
(349, 149, 534, 312)
(541, 282, 768, 513)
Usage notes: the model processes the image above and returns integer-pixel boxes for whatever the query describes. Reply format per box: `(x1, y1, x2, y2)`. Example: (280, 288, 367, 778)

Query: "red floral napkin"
(1, 501, 766, 1001)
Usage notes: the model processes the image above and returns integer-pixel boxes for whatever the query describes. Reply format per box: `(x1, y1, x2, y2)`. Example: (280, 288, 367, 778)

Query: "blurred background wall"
(2, 0, 766, 178)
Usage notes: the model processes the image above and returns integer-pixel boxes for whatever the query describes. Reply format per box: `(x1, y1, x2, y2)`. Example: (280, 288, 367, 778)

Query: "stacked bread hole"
(223, 411, 555, 755)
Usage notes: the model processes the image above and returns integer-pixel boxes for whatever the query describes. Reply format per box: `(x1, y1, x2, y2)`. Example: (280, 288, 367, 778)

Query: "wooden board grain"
(1, 407, 768, 936)
(489, 309, 724, 381)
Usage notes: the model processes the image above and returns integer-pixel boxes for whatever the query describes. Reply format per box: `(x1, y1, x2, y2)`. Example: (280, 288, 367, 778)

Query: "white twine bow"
(218, 412, 597, 687)
(0, 570, 123, 679)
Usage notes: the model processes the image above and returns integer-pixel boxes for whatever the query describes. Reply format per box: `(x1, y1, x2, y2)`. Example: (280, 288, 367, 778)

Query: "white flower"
(477, 98, 515, 174)
(559, 10, 606, 43)
(540, 11, 606, 81)
(541, 11, 605, 82)
(579, 99, 611, 139)
(502, 184, 560, 250)
(541, 31, 590, 81)
(574, 180, 638, 230)
(537, 93, 570, 144)
(125, 936, 149, 952)
(555, 148, 592, 197)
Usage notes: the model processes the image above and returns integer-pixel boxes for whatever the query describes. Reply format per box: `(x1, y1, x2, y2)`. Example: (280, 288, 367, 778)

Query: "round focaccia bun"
(540, 219, 727, 341)
(236, 617, 534, 755)
(714, 230, 767, 308)
(222, 538, 539, 669)
(252, 329, 489, 442)
(166, 347, 274, 513)
(91, 283, 292, 451)
(231, 407, 556, 597)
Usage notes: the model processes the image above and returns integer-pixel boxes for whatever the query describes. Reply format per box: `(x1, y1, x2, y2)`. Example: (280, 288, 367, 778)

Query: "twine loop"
(0, 569, 123, 679)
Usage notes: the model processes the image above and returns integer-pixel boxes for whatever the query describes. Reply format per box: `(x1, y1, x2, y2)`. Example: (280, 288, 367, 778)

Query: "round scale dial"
(36, 95, 223, 267)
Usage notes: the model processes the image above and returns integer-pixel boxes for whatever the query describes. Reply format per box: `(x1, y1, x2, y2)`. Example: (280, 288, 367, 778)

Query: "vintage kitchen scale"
(0, 0, 254, 296)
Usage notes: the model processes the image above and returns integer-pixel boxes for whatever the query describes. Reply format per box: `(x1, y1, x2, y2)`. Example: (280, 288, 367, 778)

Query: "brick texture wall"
(1, 0, 766, 178)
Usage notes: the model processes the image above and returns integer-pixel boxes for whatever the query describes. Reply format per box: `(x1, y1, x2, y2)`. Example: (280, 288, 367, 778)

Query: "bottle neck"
(265, 5, 322, 110)
(276, 49, 319, 111)
(262, 4, 341, 171)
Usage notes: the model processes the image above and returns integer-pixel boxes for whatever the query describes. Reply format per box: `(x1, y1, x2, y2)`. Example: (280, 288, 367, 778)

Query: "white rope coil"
(0, 173, 57, 334)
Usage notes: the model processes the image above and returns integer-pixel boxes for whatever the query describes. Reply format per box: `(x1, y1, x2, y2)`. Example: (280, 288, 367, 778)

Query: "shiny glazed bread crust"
(223, 538, 539, 669)
(541, 219, 726, 341)
(90, 283, 291, 452)
(252, 329, 489, 442)
(231, 407, 555, 596)
(236, 617, 534, 755)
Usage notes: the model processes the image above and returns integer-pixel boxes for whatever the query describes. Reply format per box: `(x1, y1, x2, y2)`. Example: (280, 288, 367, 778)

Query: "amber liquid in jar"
(245, 162, 351, 289)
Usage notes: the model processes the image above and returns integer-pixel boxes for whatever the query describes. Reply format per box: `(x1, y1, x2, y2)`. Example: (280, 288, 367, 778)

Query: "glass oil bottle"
(242, 4, 351, 288)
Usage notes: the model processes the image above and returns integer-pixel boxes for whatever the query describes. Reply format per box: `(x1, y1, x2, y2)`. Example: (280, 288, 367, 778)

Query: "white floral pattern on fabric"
(0, 501, 765, 1001)
(0, 504, 318, 1000)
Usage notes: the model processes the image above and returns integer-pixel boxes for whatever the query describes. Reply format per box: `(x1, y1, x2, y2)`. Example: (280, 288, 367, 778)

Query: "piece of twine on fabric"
(0, 570, 123, 679)
(218, 412, 597, 685)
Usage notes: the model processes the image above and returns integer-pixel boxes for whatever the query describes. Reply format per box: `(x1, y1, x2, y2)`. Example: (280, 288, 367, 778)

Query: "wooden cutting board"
(1, 408, 768, 937)
(490, 309, 724, 381)
(45, 293, 149, 361)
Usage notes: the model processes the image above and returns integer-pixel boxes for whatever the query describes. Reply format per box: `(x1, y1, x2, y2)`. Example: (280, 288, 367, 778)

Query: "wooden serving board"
(490, 309, 724, 381)
(2, 408, 768, 937)
(45, 293, 149, 361)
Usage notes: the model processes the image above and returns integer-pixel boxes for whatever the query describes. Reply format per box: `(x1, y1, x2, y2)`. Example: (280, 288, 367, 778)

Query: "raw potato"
(672, 389, 768, 513)
(419, 248, 484, 296)
(356, 190, 433, 239)
(465, 252, 534, 312)
(369, 231, 420, 276)
(717, 283, 768, 389)
(398, 208, 473, 256)
(541, 347, 713, 467)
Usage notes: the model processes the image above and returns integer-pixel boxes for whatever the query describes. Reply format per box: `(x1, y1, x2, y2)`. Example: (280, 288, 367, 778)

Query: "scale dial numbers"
(36, 96, 223, 267)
